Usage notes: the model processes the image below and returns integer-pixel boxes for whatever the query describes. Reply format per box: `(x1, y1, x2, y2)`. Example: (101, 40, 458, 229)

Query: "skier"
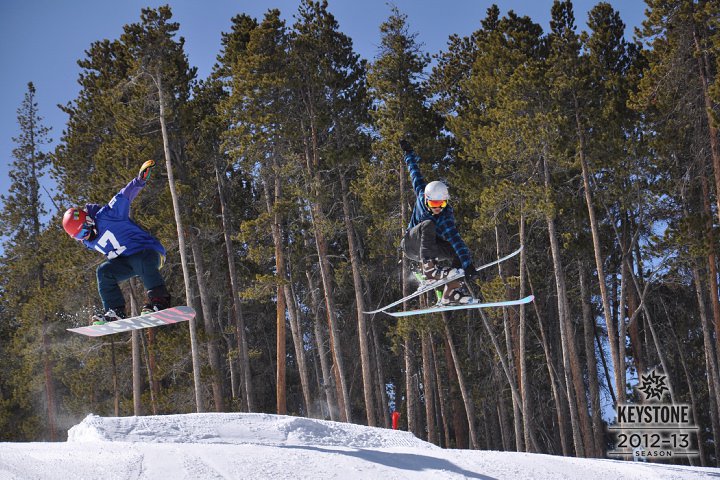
(399, 138, 477, 305)
(62, 160, 171, 324)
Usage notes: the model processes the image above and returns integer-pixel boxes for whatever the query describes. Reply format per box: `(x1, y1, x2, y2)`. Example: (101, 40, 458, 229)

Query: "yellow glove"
(138, 160, 155, 182)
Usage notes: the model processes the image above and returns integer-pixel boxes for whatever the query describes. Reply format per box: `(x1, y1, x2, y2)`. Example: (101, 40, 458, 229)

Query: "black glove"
(399, 139, 413, 154)
(464, 263, 479, 281)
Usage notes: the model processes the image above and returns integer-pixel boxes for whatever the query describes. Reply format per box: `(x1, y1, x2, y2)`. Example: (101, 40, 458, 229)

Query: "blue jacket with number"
(82, 177, 166, 259)
(404, 151, 473, 270)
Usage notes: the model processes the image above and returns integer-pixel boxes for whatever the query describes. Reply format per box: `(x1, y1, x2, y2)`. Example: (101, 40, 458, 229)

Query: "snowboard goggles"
(426, 199, 447, 209)
(74, 223, 93, 240)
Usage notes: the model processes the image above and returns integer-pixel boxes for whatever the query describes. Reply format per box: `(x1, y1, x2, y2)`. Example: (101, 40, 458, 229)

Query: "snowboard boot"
(91, 307, 125, 326)
(439, 280, 473, 306)
(421, 259, 460, 282)
(141, 285, 171, 315)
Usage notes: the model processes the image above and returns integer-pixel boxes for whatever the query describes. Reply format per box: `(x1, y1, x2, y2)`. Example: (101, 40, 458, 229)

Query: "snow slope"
(0, 412, 717, 479)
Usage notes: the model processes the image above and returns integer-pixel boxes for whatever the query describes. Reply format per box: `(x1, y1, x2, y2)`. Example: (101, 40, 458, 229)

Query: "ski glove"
(138, 160, 155, 182)
(399, 139, 413, 154)
(464, 263, 479, 281)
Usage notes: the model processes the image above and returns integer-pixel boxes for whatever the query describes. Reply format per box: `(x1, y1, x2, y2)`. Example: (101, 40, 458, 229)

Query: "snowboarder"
(399, 138, 477, 305)
(62, 160, 171, 324)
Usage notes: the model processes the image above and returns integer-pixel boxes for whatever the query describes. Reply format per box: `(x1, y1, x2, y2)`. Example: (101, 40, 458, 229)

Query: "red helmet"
(62, 208, 90, 238)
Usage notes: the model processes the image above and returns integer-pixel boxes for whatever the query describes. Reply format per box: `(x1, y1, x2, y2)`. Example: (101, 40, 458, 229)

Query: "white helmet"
(424, 181, 449, 201)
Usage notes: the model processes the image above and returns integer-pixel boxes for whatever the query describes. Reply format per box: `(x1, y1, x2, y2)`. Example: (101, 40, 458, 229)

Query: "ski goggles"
(426, 199, 447, 209)
(74, 222, 94, 240)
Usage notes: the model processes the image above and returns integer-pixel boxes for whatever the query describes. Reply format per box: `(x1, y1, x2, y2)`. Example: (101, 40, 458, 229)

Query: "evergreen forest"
(2, 0, 720, 467)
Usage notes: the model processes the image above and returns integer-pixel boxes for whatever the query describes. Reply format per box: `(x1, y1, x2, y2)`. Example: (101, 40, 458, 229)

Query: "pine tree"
(582, 2, 644, 456)
(635, 0, 720, 463)
(221, 8, 298, 415)
(120, 5, 205, 412)
(210, 12, 261, 412)
(286, 0, 367, 423)
(0, 82, 56, 440)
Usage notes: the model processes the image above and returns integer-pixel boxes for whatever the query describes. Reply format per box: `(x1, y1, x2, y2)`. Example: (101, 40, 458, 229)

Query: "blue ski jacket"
(82, 177, 166, 260)
(404, 151, 473, 270)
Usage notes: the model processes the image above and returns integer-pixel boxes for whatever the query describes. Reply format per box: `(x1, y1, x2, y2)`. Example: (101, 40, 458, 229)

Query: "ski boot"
(91, 308, 125, 326)
(421, 259, 461, 282)
(439, 280, 473, 306)
(141, 286, 171, 315)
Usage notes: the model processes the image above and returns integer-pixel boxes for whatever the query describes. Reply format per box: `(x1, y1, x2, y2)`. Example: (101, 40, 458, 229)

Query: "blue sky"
(0, 0, 647, 214)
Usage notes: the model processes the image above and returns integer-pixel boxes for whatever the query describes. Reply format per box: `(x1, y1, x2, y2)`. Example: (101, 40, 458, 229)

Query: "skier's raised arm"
(400, 139, 427, 197)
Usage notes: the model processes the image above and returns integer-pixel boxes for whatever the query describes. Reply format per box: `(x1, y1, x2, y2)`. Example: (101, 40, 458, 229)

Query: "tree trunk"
(306, 266, 337, 419)
(626, 281, 644, 378)
(299, 116, 350, 422)
(286, 282, 313, 416)
(518, 213, 534, 452)
(189, 232, 225, 411)
(476, 305, 541, 452)
(261, 166, 286, 415)
(132, 329, 142, 416)
(340, 173, 376, 426)
(431, 336, 451, 448)
(40, 315, 57, 441)
(699, 175, 720, 372)
(276, 282, 287, 415)
(495, 223, 523, 452)
(443, 334, 468, 448)
(369, 313, 390, 428)
(139, 333, 158, 415)
(109, 337, 119, 416)
(625, 258, 677, 403)
(421, 330, 437, 444)
(156, 73, 203, 412)
(692, 20, 720, 237)
(543, 187, 584, 453)
(398, 146, 421, 436)
(404, 332, 421, 436)
(617, 218, 630, 407)
(663, 298, 706, 465)
(544, 150, 593, 456)
(129, 281, 158, 412)
(129, 293, 143, 416)
(574, 100, 622, 407)
(145, 329, 159, 412)
(497, 387, 511, 451)
(214, 162, 254, 411)
(310, 205, 351, 423)
(526, 264, 570, 456)
(579, 261, 604, 457)
(442, 312, 479, 449)
(691, 265, 720, 462)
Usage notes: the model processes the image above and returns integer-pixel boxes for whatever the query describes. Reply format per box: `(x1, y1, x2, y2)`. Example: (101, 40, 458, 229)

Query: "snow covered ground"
(0, 413, 717, 479)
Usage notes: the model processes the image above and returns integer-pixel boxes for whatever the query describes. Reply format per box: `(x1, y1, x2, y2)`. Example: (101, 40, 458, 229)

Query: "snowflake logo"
(638, 370, 669, 401)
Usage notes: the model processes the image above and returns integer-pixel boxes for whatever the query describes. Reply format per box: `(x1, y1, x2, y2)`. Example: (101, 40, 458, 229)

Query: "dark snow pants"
(96, 249, 165, 312)
(401, 219, 461, 268)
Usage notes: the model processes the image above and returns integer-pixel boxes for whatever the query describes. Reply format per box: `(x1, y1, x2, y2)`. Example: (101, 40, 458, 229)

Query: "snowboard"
(387, 295, 535, 317)
(67, 306, 196, 337)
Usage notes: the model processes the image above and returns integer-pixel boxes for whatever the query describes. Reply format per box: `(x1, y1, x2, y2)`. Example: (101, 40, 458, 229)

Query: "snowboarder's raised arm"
(399, 139, 427, 198)
(117, 160, 156, 203)
(117, 177, 146, 204)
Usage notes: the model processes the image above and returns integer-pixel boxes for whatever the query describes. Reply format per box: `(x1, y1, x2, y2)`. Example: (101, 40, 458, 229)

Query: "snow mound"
(67, 412, 436, 450)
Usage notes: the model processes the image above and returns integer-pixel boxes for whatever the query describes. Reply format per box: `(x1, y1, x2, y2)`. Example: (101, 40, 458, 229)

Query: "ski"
(387, 295, 535, 318)
(363, 246, 523, 314)
(68, 306, 195, 337)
